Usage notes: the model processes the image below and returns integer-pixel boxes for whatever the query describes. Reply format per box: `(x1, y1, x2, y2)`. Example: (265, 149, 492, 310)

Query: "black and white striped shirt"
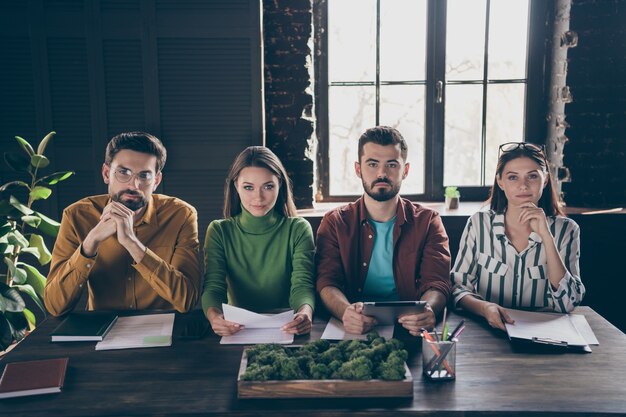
(451, 210, 584, 313)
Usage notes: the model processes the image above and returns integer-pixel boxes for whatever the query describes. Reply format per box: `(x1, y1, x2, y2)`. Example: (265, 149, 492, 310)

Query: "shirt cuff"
(549, 272, 571, 300)
(70, 244, 97, 282)
(132, 247, 161, 279)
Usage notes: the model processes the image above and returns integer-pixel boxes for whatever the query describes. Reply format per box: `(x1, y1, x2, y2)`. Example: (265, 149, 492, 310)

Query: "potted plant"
(444, 186, 460, 210)
(0, 132, 73, 352)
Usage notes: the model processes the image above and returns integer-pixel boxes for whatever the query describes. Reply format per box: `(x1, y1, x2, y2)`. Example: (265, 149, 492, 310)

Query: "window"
(315, 0, 549, 201)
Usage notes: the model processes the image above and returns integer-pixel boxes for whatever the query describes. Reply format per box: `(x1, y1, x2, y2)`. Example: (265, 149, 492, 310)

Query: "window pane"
(329, 0, 376, 82)
(329, 85, 376, 195)
(446, 0, 487, 81)
(485, 83, 526, 181)
(444, 84, 483, 186)
(380, 0, 427, 82)
(488, 0, 529, 79)
(379, 85, 425, 194)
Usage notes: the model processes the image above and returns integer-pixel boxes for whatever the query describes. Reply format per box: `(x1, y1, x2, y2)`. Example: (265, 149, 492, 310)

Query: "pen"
(449, 319, 465, 339)
(440, 307, 447, 341)
(420, 329, 454, 375)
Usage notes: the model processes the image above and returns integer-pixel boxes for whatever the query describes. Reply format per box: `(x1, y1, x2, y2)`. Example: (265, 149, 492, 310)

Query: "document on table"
(220, 304, 295, 345)
(321, 317, 394, 341)
(95, 313, 175, 351)
(504, 309, 598, 351)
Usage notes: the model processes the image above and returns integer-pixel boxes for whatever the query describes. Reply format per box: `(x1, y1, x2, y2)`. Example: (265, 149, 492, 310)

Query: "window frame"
(314, 0, 551, 203)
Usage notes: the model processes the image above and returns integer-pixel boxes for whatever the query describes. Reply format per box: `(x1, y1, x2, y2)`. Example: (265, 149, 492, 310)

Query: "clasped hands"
(342, 301, 436, 336)
(83, 201, 144, 259)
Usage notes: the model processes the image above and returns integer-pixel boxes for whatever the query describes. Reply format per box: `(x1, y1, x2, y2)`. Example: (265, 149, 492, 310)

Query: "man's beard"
(363, 178, 401, 202)
(112, 189, 148, 211)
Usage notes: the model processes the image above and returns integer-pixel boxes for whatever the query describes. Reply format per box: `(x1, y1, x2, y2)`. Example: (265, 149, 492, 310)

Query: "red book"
(0, 357, 69, 399)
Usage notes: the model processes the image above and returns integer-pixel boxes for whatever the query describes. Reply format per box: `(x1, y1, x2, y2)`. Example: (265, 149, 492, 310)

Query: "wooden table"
(0, 307, 624, 416)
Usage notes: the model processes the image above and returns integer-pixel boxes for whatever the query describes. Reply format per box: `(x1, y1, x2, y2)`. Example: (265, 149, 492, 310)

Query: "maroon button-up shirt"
(315, 197, 451, 302)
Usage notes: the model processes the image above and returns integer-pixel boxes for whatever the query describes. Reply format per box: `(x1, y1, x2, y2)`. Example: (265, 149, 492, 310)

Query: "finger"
(499, 309, 515, 324)
(354, 302, 364, 313)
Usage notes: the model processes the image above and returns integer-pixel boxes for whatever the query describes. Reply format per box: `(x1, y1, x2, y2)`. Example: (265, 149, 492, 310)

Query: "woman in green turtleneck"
(202, 146, 315, 336)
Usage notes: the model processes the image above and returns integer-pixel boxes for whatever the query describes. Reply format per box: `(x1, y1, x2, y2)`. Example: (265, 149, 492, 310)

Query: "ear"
(496, 175, 504, 190)
(355, 161, 362, 179)
(153, 171, 163, 190)
(402, 162, 410, 179)
(102, 163, 110, 184)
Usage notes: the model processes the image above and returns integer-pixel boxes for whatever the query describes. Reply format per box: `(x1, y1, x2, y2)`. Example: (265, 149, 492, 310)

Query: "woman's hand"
(518, 203, 551, 238)
(206, 307, 243, 336)
(282, 305, 313, 335)
(481, 302, 514, 331)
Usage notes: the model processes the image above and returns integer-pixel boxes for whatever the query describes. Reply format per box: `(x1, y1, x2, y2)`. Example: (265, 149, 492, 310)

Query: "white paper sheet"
(504, 309, 590, 348)
(320, 317, 394, 341)
(95, 313, 174, 351)
(570, 314, 599, 345)
(220, 304, 295, 345)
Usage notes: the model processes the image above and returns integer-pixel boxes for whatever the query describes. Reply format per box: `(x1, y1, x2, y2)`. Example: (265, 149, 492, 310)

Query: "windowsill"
(297, 201, 626, 218)
(297, 201, 488, 217)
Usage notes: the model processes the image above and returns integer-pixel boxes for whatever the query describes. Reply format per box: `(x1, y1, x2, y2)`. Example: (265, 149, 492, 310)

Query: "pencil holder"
(422, 332, 456, 380)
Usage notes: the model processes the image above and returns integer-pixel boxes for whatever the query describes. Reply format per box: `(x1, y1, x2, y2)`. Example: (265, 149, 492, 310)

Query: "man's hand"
(206, 307, 243, 336)
(398, 303, 436, 335)
(342, 302, 377, 334)
(82, 210, 118, 257)
(104, 202, 146, 263)
(481, 302, 514, 331)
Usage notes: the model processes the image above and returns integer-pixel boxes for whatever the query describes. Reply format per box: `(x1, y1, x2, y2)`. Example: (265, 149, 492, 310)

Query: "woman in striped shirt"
(451, 142, 585, 330)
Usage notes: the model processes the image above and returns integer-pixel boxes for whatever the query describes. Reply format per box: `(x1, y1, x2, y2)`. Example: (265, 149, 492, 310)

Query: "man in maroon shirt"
(315, 126, 451, 335)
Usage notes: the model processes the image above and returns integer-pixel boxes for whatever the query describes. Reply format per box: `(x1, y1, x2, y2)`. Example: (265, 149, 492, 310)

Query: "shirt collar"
(493, 213, 507, 239)
(358, 196, 407, 227)
(135, 195, 156, 226)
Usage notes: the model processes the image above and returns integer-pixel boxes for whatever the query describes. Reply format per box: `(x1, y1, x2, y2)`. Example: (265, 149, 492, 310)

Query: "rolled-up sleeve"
(418, 213, 452, 301)
(548, 219, 585, 313)
(315, 213, 346, 294)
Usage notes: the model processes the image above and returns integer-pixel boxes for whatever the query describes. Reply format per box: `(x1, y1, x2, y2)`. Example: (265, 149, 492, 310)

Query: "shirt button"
(358, 288, 362, 292)
(86, 264, 91, 269)
(128, 277, 132, 281)
(363, 262, 367, 267)
(368, 235, 373, 239)
(79, 283, 83, 288)
(130, 305, 133, 308)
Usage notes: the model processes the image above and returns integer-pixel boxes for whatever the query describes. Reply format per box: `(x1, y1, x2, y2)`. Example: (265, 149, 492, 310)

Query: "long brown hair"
(223, 146, 297, 218)
(488, 144, 563, 216)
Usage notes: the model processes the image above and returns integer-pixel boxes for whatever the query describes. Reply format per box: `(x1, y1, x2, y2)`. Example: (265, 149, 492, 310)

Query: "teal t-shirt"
(201, 207, 316, 313)
(362, 217, 399, 301)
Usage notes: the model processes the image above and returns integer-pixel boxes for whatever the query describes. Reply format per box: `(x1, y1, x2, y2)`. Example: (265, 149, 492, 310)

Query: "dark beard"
(363, 178, 400, 202)
(112, 190, 147, 211)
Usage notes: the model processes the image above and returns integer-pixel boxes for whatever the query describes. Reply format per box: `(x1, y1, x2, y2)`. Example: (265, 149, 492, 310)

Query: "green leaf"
(0, 200, 21, 218)
(9, 195, 34, 215)
(19, 263, 47, 299)
(33, 211, 60, 237)
(37, 171, 74, 185)
(30, 154, 50, 169)
(22, 307, 37, 330)
(6, 230, 29, 248)
(14, 136, 35, 156)
(0, 282, 26, 312)
(14, 284, 45, 314)
(0, 222, 12, 236)
(21, 215, 42, 228)
(4, 311, 28, 342)
(5, 258, 28, 284)
(0, 315, 15, 351)
(29, 186, 52, 201)
(20, 246, 41, 259)
(0, 180, 29, 193)
(3, 151, 31, 172)
(29, 234, 52, 265)
(0, 243, 9, 254)
(37, 131, 56, 155)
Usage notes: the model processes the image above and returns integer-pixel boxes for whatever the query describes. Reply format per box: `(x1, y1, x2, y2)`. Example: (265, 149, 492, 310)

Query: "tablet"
(361, 301, 427, 325)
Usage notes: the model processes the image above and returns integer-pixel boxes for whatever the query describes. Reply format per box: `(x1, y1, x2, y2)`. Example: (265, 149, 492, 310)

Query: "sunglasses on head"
(498, 142, 546, 158)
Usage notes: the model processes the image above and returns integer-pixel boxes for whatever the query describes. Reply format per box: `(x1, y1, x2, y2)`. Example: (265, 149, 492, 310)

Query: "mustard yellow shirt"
(44, 194, 201, 316)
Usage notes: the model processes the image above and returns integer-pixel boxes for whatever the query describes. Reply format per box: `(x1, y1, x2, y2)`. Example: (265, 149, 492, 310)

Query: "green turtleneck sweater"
(201, 207, 316, 314)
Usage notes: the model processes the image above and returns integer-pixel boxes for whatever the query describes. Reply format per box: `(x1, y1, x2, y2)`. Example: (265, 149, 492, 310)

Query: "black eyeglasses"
(498, 142, 545, 158)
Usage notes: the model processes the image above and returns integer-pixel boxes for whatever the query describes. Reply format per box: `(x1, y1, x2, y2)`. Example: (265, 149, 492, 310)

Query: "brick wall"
(563, 0, 626, 207)
(263, 0, 316, 209)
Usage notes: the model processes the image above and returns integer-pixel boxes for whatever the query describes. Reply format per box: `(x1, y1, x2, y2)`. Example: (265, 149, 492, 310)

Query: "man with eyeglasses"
(44, 132, 201, 316)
